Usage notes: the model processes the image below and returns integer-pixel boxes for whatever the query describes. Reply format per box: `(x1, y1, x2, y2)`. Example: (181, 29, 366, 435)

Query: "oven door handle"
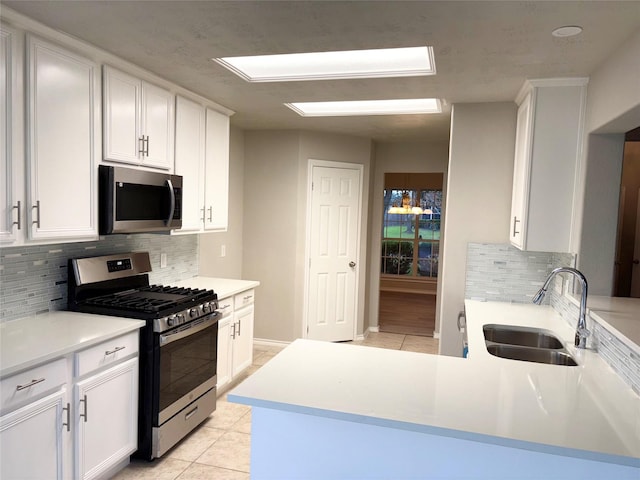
(159, 312, 219, 346)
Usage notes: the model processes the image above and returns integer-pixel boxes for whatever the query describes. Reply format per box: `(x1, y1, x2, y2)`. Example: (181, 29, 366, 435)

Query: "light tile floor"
(111, 333, 438, 480)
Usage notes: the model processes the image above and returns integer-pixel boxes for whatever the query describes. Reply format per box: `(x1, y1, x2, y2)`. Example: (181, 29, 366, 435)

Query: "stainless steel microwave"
(99, 165, 183, 234)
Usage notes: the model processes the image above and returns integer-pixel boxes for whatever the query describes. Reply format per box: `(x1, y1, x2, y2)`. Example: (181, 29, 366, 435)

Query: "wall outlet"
(220, 245, 226, 258)
(160, 253, 167, 268)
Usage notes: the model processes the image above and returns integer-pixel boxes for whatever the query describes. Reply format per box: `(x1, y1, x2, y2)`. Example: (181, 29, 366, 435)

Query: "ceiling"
(3, 1, 640, 143)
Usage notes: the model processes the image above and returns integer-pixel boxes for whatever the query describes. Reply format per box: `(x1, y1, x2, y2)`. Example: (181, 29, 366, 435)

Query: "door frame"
(303, 159, 364, 340)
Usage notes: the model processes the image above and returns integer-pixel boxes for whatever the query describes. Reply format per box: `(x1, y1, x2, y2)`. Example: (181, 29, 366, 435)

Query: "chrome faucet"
(532, 267, 589, 349)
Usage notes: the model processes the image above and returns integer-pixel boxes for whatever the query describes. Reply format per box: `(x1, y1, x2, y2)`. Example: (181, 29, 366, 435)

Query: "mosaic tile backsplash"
(0, 234, 198, 322)
(465, 242, 639, 396)
(465, 243, 575, 303)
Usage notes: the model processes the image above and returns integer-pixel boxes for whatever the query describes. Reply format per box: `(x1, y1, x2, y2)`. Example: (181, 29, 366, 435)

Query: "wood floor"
(378, 291, 436, 337)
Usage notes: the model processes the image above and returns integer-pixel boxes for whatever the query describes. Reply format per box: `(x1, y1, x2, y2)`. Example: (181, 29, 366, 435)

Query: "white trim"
(369, 325, 380, 333)
(303, 159, 364, 342)
(433, 331, 441, 339)
(253, 338, 291, 348)
(516, 77, 589, 105)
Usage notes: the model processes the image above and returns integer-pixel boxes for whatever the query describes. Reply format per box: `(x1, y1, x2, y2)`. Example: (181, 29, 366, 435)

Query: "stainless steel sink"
(483, 324, 564, 349)
(486, 344, 578, 366)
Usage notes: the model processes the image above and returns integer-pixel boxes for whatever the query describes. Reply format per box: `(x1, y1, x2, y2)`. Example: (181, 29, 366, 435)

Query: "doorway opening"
(379, 173, 443, 337)
(614, 126, 640, 297)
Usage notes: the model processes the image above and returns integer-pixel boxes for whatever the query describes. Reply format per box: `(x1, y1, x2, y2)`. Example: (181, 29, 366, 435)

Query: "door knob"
(349, 261, 356, 268)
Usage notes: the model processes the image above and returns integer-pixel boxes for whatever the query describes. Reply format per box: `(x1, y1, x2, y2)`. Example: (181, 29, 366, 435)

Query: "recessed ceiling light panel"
(285, 98, 442, 117)
(213, 46, 436, 82)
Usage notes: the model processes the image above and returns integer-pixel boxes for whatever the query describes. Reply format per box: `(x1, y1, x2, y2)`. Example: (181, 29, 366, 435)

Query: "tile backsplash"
(465, 242, 575, 303)
(0, 234, 198, 322)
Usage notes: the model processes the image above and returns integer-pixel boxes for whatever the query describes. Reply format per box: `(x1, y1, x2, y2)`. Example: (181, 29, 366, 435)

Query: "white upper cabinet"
(174, 95, 206, 232)
(174, 101, 230, 233)
(0, 24, 22, 244)
(26, 35, 99, 242)
(103, 65, 174, 170)
(204, 107, 229, 231)
(509, 79, 588, 253)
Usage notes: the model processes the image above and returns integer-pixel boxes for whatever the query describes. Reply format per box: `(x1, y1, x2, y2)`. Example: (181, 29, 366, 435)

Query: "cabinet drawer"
(75, 331, 139, 378)
(217, 297, 234, 317)
(234, 289, 255, 309)
(1, 358, 66, 412)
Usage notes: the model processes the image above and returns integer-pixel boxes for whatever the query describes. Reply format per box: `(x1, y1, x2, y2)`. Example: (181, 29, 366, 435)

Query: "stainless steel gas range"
(68, 251, 219, 460)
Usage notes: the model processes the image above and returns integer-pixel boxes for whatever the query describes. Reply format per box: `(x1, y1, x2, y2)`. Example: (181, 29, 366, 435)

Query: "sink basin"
(483, 324, 564, 349)
(486, 344, 578, 366)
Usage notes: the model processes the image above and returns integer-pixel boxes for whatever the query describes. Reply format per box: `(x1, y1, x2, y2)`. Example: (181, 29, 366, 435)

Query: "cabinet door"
(0, 24, 22, 244)
(103, 66, 141, 164)
(27, 35, 99, 241)
(141, 82, 174, 170)
(509, 90, 533, 250)
(204, 108, 229, 231)
(0, 389, 67, 480)
(74, 358, 138, 480)
(174, 96, 206, 232)
(232, 305, 254, 378)
(217, 316, 233, 390)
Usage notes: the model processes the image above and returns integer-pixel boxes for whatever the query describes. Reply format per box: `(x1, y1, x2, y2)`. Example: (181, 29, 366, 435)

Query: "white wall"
(574, 29, 640, 294)
(199, 125, 245, 279)
(438, 103, 517, 357)
(367, 141, 449, 332)
(242, 130, 373, 342)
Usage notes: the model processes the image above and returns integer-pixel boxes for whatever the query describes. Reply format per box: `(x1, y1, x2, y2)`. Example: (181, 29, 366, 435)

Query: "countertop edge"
(228, 391, 640, 468)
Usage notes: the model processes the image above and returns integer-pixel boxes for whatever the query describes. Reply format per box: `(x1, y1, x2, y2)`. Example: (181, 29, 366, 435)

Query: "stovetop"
(83, 285, 214, 314)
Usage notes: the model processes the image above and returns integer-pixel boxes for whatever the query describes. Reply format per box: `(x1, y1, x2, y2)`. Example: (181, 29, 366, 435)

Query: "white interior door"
(630, 190, 640, 298)
(307, 165, 361, 342)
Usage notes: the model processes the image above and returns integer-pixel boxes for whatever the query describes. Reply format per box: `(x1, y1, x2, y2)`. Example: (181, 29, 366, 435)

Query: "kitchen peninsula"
(229, 302, 640, 479)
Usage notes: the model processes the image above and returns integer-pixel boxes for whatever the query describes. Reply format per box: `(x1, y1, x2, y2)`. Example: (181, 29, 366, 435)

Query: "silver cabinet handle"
(62, 403, 71, 432)
(12, 201, 21, 230)
(231, 322, 236, 339)
(200, 207, 205, 223)
(219, 304, 232, 310)
(185, 406, 198, 420)
(512, 216, 520, 236)
(349, 261, 356, 268)
(236, 320, 241, 336)
(16, 377, 45, 391)
(207, 206, 213, 222)
(32, 200, 40, 228)
(105, 345, 126, 356)
(138, 135, 146, 155)
(80, 395, 88, 422)
(144, 135, 150, 156)
(165, 179, 176, 226)
(243, 295, 253, 301)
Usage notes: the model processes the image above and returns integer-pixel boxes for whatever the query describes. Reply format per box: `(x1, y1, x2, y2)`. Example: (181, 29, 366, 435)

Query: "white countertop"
(173, 276, 259, 300)
(230, 302, 640, 467)
(567, 294, 640, 351)
(0, 311, 145, 378)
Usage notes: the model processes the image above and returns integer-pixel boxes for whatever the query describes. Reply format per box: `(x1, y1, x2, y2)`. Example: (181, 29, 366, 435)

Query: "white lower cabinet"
(73, 357, 138, 480)
(0, 389, 68, 480)
(0, 330, 141, 479)
(216, 289, 255, 392)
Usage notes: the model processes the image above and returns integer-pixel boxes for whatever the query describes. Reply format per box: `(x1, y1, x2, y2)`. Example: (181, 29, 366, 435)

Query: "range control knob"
(189, 308, 198, 318)
(176, 313, 185, 324)
(202, 303, 211, 313)
(167, 315, 176, 327)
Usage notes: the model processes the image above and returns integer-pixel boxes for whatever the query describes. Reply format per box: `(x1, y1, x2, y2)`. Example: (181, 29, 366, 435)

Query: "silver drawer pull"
(185, 406, 198, 420)
(62, 403, 71, 432)
(16, 377, 45, 391)
(219, 304, 231, 310)
(105, 346, 126, 356)
(243, 295, 253, 301)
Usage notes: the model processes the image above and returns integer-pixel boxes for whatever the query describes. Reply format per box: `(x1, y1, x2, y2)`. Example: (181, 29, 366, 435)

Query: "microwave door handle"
(165, 179, 175, 226)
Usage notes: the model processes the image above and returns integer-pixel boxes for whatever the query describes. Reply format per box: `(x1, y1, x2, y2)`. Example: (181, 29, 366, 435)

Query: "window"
(381, 177, 442, 280)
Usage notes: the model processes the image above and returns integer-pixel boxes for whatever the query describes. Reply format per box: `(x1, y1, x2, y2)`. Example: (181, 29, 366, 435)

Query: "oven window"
(158, 322, 217, 413)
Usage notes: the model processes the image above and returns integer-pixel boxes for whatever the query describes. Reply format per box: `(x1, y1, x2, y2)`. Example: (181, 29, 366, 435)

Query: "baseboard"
(369, 325, 380, 333)
(254, 338, 292, 348)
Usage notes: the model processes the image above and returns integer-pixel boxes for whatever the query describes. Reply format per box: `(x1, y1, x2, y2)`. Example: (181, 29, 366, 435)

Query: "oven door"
(155, 312, 218, 425)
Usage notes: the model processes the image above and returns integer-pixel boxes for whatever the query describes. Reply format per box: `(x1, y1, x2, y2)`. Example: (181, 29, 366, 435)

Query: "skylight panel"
(213, 46, 435, 82)
(285, 98, 442, 117)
